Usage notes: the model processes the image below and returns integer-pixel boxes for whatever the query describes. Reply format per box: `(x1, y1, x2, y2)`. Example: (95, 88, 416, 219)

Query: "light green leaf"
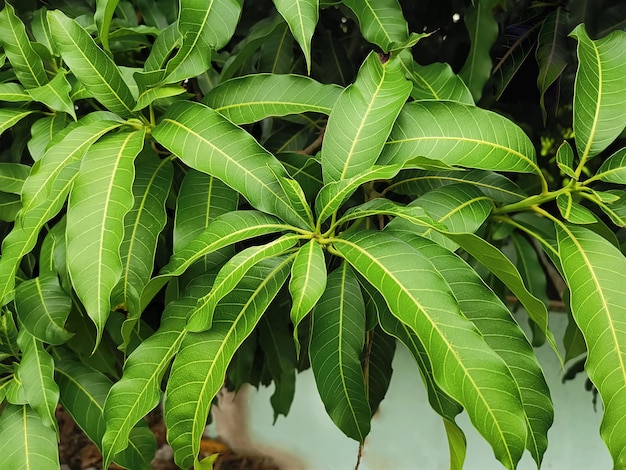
(335, 230, 528, 468)
(289, 240, 327, 355)
(56, 357, 155, 470)
(16, 330, 59, 432)
(321, 52, 411, 183)
(26, 70, 76, 119)
(164, 257, 291, 469)
(0, 109, 34, 138)
(66, 130, 144, 345)
(592, 147, 626, 184)
(341, 0, 408, 52)
(0, 2, 48, 89)
(133, 84, 187, 111)
(48, 10, 136, 117)
(272, 171, 315, 229)
(27, 114, 68, 162)
(380, 101, 539, 174)
(0, 404, 59, 470)
(273, 0, 318, 72)
(0, 83, 31, 102)
(310, 262, 370, 441)
(153, 101, 310, 229)
(95, 0, 120, 53)
(0, 163, 30, 195)
(102, 276, 216, 468)
(0, 193, 21, 222)
(277, 152, 323, 200)
(556, 193, 597, 224)
(557, 224, 626, 467)
(459, 0, 499, 101)
(203, 74, 342, 125)
(187, 234, 300, 332)
(15, 275, 73, 345)
(556, 140, 576, 178)
(143, 23, 179, 72)
(570, 25, 626, 160)
(31, 7, 57, 56)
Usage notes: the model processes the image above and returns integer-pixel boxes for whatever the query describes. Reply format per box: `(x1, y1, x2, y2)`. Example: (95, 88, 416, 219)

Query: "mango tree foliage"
(0, 1, 624, 469)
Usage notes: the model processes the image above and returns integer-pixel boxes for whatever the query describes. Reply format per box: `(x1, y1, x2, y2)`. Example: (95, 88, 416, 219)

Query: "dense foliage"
(0, 0, 624, 468)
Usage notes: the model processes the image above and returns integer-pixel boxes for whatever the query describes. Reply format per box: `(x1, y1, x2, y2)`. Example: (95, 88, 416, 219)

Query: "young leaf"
(66, 130, 144, 345)
(0, 82, 31, 102)
(557, 223, 626, 466)
(203, 74, 342, 125)
(0, 404, 59, 470)
(95, 0, 120, 53)
(310, 262, 370, 442)
(335, 230, 527, 468)
(164, 257, 291, 469)
(0, 2, 48, 88)
(570, 25, 626, 160)
(153, 101, 311, 229)
(380, 101, 539, 174)
(290, 240, 327, 354)
(341, 0, 408, 52)
(556, 140, 576, 178)
(272, 0, 318, 72)
(321, 52, 411, 183)
(556, 193, 597, 224)
(48, 10, 137, 117)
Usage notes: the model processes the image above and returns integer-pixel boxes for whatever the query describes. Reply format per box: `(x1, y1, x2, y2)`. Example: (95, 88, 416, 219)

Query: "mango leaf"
(95, 0, 120, 53)
(563, 305, 587, 364)
(570, 25, 626, 160)
(203, 74, 342, 125)
(66, 130, 144, 345)
(258, 20, 293, 74)
(48, 10, 137, 117)
(536, 8, 569, 121)
(186, 234, 300, 332)
(557, 224, 626, 467)
(556, 140, 576, 178)
(0, 2, 48, 89)
(31, 7, 57, 56)
(592, 147, 626, 184)
(164, 257, 291, 469)
(143, 23, 179, 73)
(0, 109, 34, 138)
(341, 0, 408, 51)
(492, 25, 538, 101)
(321, 52, 411, 183)
(16, 330, 59, 432)
(27, 114, 68, 162)
(0, 83, 31, 102)
(0, 404, 59, 470)
(310, 262, 370, 441)
(397, 49, 474, 104)
(335, 230, 527, 469)
(153, 101, 310, 229)
(102, 275, 216, 467)
(26, 70, 76, 119)
(289, 240, 327, 355)
(15, 275, 73, 345)
(133, 84, 187, 111)
(386, 183, 493, 251)
(56, 357, 155, 470)
(459, 0, 499, 101)
(164, 0, 242, 83)
(388, 169, 526, 203)
(111, 151, 173, 348)
(0, 193, 21, 222)
(556, 193, 597, 224)
(0, 163, 30, 195)
(272, 0, 318, 72)
(363, 326, 395, 414)
(277, 152, 323, 200)
(379, 101, 539, 174)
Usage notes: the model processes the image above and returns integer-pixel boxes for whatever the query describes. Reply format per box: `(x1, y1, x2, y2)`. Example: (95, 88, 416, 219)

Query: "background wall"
(210, 312, 612, 469)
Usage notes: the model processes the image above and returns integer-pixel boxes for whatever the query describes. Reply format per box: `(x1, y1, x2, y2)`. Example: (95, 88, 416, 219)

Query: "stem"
(495, 182, 576, 215)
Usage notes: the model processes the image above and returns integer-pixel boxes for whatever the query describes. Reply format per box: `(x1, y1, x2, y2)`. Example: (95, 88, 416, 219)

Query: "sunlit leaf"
(26, 70, 76, 119)
(341, 0, 408, 52)
(273, 0, 318, 72)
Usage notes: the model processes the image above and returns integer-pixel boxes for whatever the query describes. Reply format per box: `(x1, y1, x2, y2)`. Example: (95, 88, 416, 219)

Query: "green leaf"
(386, 183, 493, 251)
(0, 109, 35, 138)
(31, 7, 58, 56)
(0, 163, 30, 195)
(363, 326, 395, 414)
(0, 404, 59, 470)
(15, 275, 73, 345)
(143, 23, 179, 72)
(27, 114, 68, 162)
(557, 224, 626, 467)
(0, 82, 31, 102)
(335, 230, 527, 468)
(16, 330, 59, 432)
(398, 49, 474, 104)
(187, 234, 300, 332)
(592, 147, 626, 183)
(0, 193, 21, 222)
(380, 101, 539, 174)
(341, 0, 408, 52)
(289, 240, 327, 355)
(321, 52, 411, 183)
(153, 101, 310, 229)
(102, 275, 216, 467)
(56, 357, 155, 470)
(164, 257, 291, 469)
(536, 8, 569, 121)
(111, 151, 173, 347)
(459, 0, 499, 101)
(48, 10, 137, 117)
(0, 2, 48, 89)
(133, 84, 187, 111)
(26, 70, 76, 119)
(95, 0, 120, 53)
(272, 0, 318, 72)
(310, 262, 370, 441)
(66, 130, 144, 345)
(556, 140, 576, 178)
(259, 20, 293, 74)
(277, 152, 323, 200)
(556, 193, 597, 224)
(203, 74, 342, 125)
(570, 25, 626, 160)
(492, 27, 538, 101)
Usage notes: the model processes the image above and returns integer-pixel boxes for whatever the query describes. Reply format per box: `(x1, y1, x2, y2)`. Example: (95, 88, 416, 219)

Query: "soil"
(56, 407, 279, 470)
